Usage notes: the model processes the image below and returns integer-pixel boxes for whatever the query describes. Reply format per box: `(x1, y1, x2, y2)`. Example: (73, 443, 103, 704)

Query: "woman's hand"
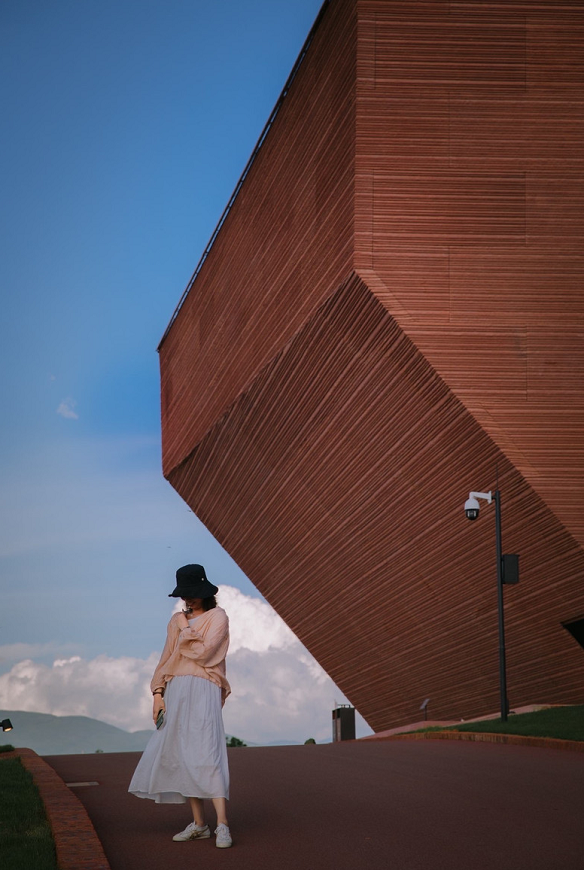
(152, 693, 166, 724)
(176, 611, 189, 630)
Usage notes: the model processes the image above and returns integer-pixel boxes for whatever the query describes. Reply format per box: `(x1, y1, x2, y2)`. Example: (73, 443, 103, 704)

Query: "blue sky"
(0, 0, 372, 742)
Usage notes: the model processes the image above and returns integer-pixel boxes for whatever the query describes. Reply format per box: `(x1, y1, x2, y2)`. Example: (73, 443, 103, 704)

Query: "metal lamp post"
(493, 490, 508, 723)
(464, 489, 519, 723)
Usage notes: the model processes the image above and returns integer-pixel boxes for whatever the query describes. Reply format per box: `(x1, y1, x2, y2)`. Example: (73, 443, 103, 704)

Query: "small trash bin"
(332, 705, 355, 742)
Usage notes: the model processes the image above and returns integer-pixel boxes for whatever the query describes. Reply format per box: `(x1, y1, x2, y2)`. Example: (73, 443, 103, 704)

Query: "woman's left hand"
(152, 693, 165, 724)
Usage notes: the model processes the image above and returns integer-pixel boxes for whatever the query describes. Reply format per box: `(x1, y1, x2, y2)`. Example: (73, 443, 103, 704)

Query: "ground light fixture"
(1, 719, 13, 732)
(464, 489, 520, 723)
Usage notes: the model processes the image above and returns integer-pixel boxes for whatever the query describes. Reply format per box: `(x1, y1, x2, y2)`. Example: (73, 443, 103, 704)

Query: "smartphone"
(155, 709, 165, 730)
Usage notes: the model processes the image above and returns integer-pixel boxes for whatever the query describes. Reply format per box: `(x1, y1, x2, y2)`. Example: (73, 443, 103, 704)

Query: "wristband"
(153, 689, 165, 698)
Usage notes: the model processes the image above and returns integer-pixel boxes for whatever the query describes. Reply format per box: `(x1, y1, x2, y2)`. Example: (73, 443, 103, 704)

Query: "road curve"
(45, 740, 584, 870)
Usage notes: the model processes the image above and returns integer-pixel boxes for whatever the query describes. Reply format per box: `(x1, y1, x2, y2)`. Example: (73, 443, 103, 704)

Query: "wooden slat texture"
(398, 324, 529, 400)
(527, 173, 584, 244)
(450, 95, 584, 169)
(359, 92, 451, 170)
(372, 246, 450, 321)
(527, 328, 584, 399)
(373, 171, 526, 244)
(160, 0, 584, 731)
(371, 13, 527, 91)
(528, 17, 584, 90)
(449, 249, 584, 322)
(355, 0, 584, 549)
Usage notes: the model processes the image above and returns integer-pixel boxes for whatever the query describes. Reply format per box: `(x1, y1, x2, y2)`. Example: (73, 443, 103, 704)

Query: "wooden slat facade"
(356, 0, 584, 550)
(159, 0, 584, 732)
(160, 0, 357, 474)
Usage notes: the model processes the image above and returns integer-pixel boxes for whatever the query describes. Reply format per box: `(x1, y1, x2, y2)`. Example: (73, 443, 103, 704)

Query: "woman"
(129, 564, 232, 849)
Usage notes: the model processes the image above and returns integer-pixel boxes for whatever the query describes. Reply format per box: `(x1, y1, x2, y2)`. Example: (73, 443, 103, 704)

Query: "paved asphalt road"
(45, 740, 584, 870)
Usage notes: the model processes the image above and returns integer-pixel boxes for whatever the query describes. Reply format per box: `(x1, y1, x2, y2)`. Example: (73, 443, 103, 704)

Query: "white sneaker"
(215, 823, 232, 848)
(172, 821, 211, 841)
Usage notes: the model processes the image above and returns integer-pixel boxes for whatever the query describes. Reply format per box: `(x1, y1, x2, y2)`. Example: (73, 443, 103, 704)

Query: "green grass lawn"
(419, 705, 584, 741)
(0, 757, 58, 870)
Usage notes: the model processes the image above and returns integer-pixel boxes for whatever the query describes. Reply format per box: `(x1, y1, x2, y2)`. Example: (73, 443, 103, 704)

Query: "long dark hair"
(203, 596, 217, 611)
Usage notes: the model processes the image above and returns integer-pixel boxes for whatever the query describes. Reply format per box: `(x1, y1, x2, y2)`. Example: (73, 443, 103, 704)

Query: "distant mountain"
(0, 710, 307, 754)
(0, 710, 154, 756)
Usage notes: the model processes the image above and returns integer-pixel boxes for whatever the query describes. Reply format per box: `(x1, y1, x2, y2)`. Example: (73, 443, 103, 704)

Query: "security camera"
(464, 497, 480, 521)
(464, 491, 492, 519)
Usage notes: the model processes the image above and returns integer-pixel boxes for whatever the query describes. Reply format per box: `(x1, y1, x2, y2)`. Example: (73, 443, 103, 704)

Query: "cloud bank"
(0, 586, 372, 744)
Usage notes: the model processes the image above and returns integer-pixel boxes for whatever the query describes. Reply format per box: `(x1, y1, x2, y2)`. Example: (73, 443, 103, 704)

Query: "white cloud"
(56, 397, 78, 419)
(0, 642, 79, 667)
(0, 587, 373, 743)
(223, 646, 343, 744)
(173, 585, 297, 654)
(53, 656, 81, 667)
(0, 654, 158, 732)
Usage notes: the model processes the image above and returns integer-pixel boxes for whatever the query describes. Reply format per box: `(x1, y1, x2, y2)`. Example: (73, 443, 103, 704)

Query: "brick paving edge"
(1, 748, 111, 870)
(375, 730, 584, 752)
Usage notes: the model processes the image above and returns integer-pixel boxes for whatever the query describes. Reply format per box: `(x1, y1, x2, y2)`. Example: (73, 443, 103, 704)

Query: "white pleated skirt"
(128, 675, 229, 803)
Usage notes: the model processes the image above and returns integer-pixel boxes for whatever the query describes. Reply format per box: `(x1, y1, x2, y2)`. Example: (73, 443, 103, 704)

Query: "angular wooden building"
(158, 0, 584, 731)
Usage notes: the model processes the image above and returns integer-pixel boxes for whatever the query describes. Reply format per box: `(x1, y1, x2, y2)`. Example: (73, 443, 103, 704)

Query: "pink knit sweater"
(150, 607, 231, 703)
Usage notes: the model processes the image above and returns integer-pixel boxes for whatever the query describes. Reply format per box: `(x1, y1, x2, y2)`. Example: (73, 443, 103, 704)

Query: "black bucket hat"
(168, 564, 219, 599)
